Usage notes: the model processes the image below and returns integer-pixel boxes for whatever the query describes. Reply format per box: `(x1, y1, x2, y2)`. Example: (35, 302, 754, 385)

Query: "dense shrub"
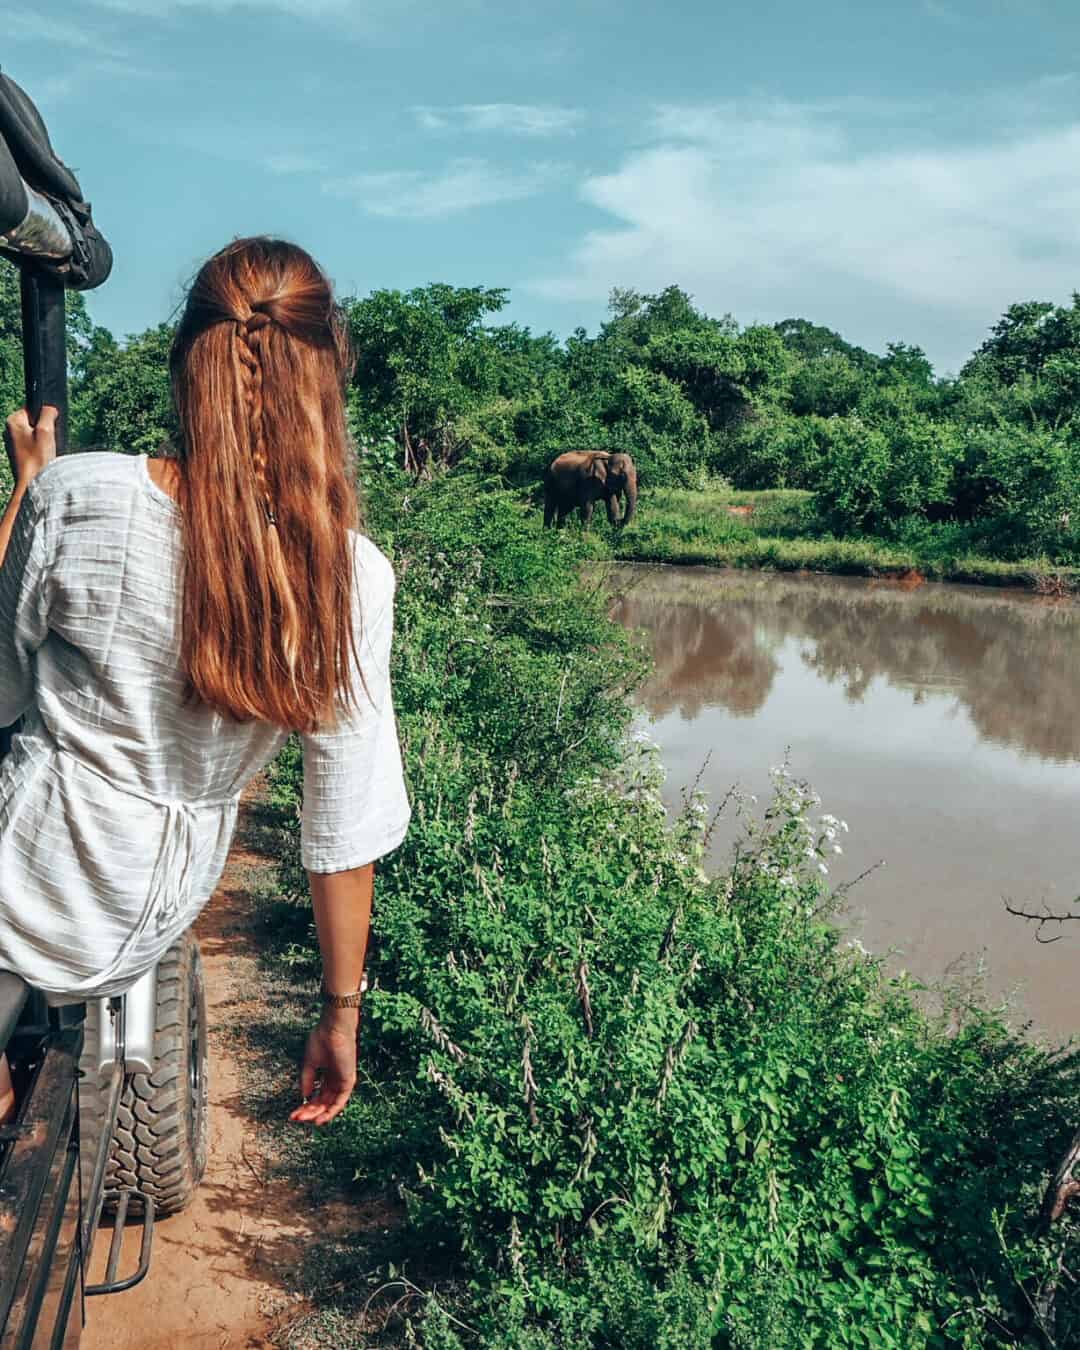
(812, 417, 892, 533)
(883, 416, 960, 520)
(729, 414, 832, 490)
(266, 472, 1080, 1346)
(953, 424, 1080, 559)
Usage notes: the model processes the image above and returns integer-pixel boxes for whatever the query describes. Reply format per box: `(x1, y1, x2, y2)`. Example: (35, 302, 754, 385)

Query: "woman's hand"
(4, 406, 59, 485)
(289, 1006, 360, 1126)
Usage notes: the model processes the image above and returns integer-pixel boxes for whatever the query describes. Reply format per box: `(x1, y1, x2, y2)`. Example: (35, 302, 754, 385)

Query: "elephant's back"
(548, 449, 610, 473)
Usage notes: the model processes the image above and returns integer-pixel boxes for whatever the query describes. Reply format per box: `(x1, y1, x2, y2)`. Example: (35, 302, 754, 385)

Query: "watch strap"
(321, 972, 368, 1008)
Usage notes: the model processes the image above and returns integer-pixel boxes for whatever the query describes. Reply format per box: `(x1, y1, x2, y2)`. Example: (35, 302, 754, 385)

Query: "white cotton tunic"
(0, 451, 411, 1003)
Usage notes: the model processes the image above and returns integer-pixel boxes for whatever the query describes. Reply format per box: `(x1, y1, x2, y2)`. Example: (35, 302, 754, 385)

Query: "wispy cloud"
(4, 11, 160, 103)
(414, 103, 584, 137)
(651, 100, 846, 159)
(93, 0, 359, 14)
(532, 93, 1080, 372)
(922, 0, 965, 26)
(7, 8, 127, 57)
(262, 151, 327, 175)
(326, 157, 564, 218)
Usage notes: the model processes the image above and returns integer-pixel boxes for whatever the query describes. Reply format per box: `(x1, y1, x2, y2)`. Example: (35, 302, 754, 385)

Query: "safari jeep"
(0, 934, 207, 1347)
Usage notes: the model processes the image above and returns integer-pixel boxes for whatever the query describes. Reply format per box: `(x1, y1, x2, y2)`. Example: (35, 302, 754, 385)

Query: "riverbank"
(610, 485, 1080, 591)
(246, 473, 1080, 1347)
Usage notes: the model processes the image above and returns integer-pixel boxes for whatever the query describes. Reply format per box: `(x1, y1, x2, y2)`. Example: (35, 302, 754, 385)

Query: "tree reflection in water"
(608, 566, 1080, 764)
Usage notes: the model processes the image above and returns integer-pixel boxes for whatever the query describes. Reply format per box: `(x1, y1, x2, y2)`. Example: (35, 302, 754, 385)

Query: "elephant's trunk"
(621, 479, 637, 527)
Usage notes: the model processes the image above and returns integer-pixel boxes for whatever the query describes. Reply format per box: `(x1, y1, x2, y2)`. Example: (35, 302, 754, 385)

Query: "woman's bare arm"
(289, 862, 374, 1126)
(0, 408, 57, 1123)
(0, 408, 57, 568)
(309, 862, 373, 994)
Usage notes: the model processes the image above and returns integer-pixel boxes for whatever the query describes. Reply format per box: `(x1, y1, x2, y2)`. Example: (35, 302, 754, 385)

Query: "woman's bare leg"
(0, 1053, 14, 1123)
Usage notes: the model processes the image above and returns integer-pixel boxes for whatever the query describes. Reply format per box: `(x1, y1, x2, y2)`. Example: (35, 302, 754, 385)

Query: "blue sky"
(8, 0, 1080, 373)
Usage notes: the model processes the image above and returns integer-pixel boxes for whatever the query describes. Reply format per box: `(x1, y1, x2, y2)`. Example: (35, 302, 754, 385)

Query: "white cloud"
(7, 9, 126, 57)
(922, 0, 964, 25)
(650, 101, 844, 159)
(94, 0, 354, 11)
(414, 103, 584, 137)
(531, 96, 1080, 373)
(262, 151, 327, 175)
(36, 74, 78, 103)
(325, 157, 564, 218)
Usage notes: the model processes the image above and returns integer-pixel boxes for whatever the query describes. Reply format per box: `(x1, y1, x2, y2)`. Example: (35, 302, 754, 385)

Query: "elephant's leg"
(543, 491, 557, 528)
(606, 493, 622, 527)
(581, 499, 594, 525)
(557, 502, 571, 527)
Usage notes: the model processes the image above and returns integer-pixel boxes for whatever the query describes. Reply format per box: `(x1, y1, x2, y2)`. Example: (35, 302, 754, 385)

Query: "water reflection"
(607, 565, 1080, 1040)
(610, 568, 1080, 763)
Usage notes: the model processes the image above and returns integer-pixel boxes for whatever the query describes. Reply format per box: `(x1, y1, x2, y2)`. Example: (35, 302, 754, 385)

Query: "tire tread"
(80, 932, 209, 1216)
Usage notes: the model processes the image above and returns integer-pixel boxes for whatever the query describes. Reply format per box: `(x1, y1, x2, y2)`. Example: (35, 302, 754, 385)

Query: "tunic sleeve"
(0, 485, 49, 727)
(299, 545, 411, 873)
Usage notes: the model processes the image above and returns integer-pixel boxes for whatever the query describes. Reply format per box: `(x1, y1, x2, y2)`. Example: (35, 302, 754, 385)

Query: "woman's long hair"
(170, 237, 360, 732)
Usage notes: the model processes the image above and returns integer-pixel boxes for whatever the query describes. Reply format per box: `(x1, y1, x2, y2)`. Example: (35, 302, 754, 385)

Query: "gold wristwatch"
(321, 972, 368, 1008)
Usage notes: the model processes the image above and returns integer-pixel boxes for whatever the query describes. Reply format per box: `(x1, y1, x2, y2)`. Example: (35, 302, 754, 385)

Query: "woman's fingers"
(5, 404, 60, 482)
(289, 1082, 352, 1126)
(298, 1055, 316, 1102)
(31, 405, 58, 433)
(289, 1022, 359, 1125)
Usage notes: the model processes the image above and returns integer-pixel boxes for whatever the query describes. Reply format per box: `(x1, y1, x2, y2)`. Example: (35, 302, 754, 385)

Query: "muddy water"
(608, 565, 1080, 1042)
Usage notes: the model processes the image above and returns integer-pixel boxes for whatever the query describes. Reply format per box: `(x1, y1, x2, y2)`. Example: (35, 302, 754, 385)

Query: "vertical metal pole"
(19, 266, 67, 453)
(0, 269, 69, 759)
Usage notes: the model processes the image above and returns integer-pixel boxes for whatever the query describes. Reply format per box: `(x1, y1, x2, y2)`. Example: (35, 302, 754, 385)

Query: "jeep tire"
(81, 931, 209, 1216)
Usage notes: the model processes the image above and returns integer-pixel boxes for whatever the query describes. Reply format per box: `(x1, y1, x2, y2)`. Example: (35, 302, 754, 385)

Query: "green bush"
(813, 417, 892, 533)
(266, 472, 1080, 1346)
(883, 416, 961, 519)
(954, 424, 1080, 560)
(729, 414, 834, 491)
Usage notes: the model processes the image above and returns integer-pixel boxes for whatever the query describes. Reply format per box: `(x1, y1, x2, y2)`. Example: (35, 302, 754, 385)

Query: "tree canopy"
(1, 259, 1076, 561)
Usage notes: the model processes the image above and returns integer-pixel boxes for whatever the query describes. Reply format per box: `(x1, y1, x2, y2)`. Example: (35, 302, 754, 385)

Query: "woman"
(0, 237, 410, 1127)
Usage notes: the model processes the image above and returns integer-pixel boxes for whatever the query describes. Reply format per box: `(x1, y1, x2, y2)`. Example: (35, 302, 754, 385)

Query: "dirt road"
(82, 796, 314, 1350)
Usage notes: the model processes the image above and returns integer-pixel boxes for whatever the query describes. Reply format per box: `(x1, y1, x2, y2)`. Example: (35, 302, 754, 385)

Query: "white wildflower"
(818, 862, 829, 876)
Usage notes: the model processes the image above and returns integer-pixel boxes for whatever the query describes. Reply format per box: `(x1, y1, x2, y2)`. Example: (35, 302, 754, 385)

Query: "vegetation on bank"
(606, 486, 1080, 589)
(258, 474, 1080, 1348)
(2, 259, 1078, 580)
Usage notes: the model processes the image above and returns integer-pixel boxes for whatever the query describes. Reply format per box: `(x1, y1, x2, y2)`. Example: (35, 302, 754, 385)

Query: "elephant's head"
(604, 452, 637, 525)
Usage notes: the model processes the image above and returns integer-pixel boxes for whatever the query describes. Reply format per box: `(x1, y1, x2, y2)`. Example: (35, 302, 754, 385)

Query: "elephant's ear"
(588, 456, 608, 480)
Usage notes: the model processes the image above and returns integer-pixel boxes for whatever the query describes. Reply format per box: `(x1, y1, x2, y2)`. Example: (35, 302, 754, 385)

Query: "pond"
(608, 564, 1080, 1042)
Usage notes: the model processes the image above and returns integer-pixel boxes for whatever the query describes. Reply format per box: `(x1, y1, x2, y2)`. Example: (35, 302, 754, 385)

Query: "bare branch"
(1004, 896, 1080, 944)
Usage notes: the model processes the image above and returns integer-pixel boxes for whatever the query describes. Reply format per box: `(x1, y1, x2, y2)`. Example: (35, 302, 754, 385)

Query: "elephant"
(542, 450, 638, 529)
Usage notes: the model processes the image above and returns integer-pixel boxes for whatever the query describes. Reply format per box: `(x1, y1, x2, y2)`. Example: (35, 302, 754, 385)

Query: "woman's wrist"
(15, 462, 45, 488)
(320, 972, 367, 1008)
(319, 1003, 361, 1033)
